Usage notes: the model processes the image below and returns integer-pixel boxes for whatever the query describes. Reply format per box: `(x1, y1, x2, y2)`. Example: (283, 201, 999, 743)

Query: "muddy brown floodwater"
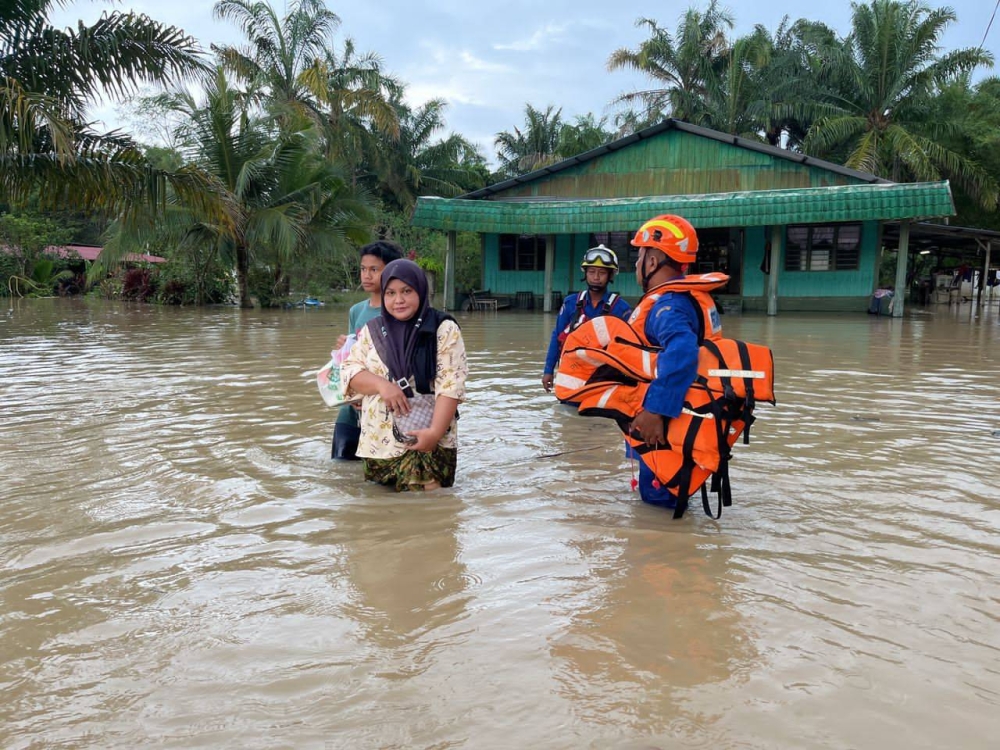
(1, 297, 998, 749)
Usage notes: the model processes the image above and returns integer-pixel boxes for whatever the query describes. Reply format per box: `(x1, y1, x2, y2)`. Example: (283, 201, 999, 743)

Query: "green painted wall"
(483, 220, 880, 307)
(495, 130, 867, 200)
(482, 233, 577, 298)
(742, 220, 880, 302)
(483, 232, 644, 300)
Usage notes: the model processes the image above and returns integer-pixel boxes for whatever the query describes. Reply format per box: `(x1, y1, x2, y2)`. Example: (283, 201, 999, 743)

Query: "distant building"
(412, 119, 959, 317)
(1, 244, 166, 265)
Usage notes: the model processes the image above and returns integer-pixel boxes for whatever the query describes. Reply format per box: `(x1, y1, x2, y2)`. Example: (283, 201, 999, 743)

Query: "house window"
(785, 224, 862, 271)
(499, 234, 547, 270)
(588, 231, 635, 266)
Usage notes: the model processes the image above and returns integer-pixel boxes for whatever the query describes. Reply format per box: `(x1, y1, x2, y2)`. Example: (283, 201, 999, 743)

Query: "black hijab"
(375, 258, 429, 384)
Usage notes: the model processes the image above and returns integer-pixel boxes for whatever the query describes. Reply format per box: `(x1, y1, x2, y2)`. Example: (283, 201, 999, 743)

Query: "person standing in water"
(541, 245, 632, 392)
(341, 259, 468, 491)
(332, 240, 403, 460)
(627, 214, 709, 508)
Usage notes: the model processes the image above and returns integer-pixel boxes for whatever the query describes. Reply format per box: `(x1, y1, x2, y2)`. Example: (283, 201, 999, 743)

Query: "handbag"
(392, 393, 437, 444)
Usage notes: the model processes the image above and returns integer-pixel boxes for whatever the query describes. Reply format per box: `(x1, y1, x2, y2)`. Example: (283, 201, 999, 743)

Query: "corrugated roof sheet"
(463, 119, 888, 200)
(412, 181, 955, 233)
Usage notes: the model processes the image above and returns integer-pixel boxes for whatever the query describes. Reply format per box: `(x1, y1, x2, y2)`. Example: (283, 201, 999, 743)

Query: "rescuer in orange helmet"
(626, 215, 725, 508)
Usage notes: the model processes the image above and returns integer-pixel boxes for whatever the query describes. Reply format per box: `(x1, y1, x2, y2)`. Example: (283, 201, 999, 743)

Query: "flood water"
(1, 297, 998, 749)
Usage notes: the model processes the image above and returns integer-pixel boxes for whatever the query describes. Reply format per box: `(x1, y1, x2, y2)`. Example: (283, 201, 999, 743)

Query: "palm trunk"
(236, 244, 252, 308)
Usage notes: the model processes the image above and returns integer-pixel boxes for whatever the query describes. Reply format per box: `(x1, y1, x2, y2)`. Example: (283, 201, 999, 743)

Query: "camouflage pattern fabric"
(363, 446, 457, 491)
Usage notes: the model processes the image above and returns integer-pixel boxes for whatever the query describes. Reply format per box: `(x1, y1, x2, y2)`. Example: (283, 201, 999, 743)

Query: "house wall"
(483, 232, 645, 302)
(482, 219, 881, 311)
(494, 130, 867, 200)
(742, 220, 881, 311)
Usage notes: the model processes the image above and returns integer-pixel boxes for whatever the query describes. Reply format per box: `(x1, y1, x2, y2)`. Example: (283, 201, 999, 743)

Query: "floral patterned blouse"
(341, 319, 468, 459)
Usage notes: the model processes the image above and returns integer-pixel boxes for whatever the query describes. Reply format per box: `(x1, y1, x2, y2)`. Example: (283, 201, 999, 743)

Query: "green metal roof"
(412, 181, 955, 233)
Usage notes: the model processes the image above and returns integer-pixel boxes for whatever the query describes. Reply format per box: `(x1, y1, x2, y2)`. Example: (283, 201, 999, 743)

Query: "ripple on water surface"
(1, 300, 999, 749)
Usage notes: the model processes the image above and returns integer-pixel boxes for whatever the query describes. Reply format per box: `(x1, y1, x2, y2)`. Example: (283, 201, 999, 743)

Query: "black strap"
(603, 292, 620, 315)
(564, 292, 588, 335)
(667, 416, 702, 519)
(702, 339, 736, 400)
(735, 340, 756, 444)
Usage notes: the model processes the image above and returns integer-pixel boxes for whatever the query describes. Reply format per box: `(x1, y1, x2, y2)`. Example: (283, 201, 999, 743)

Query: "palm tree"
(494, 104, 564, 178)
(922, 75, 1000, 226)
(213, 0, 402, 190)
(607, 1, 734, 123)
(728, 19, 840, 149)
(212, 0, 339, 127)
(557, 113, 614, 157)
(688, 31, 769, 139)
(371, 96, 487, 211)
(611, 108, 661, 139)
(105, 68, 372, 307)
(324, 38, 402, 170)
(804, 0, 997, 207)
(0, 0, 206, 208)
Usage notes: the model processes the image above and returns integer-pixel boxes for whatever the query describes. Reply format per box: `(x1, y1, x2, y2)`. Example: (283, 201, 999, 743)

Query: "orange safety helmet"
(630, 214, 699, 265)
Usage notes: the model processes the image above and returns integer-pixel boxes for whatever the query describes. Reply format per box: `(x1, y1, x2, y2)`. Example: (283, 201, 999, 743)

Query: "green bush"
(153, 255, 234, 305)
(98, 273, 124, 299)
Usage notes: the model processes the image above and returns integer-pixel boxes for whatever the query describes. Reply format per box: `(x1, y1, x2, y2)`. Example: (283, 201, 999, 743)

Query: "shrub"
(122, 267, 158, 301)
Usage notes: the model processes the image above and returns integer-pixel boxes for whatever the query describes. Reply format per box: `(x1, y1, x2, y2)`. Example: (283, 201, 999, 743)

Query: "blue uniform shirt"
(544, 290, 633, 375)
(641, 291, 701, 418)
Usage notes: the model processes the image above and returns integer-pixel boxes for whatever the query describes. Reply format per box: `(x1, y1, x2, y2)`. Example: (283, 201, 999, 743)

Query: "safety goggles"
(582, 247, 616, 266)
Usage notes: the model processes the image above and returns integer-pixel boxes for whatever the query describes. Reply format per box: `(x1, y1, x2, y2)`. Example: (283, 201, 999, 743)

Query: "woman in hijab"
(341, 258, 468, 491)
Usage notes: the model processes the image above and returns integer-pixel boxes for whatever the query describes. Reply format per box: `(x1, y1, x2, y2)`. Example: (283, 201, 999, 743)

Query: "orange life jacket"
(555, 274, 775, 519)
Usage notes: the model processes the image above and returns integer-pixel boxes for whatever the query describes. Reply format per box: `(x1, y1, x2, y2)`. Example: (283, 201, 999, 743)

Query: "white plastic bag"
(317, 334, 357, 407)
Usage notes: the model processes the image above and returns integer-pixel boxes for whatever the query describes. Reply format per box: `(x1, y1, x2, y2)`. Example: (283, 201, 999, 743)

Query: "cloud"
(457, 50, 514, 73)
(493, 22, 569, 52)
(404, 82, 484, 108)
(401, 44, 519, 108)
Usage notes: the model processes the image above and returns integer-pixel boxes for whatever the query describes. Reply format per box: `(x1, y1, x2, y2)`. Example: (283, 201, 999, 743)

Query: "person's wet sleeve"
(543, 295, 574, 375)
(643, 295, 700, 419)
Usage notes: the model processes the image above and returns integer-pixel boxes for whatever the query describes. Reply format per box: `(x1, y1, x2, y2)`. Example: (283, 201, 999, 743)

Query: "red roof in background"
(46, 244, 166, 264)
(48, 244, 102, 261)
(1, 244, 166, 264)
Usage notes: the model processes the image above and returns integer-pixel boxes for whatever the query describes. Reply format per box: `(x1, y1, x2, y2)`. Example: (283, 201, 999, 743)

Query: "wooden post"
(766, 225, 782, 316)
(986, 240, 994, 305)
(444, 230, 456, 311)
(978, 239, 990, 306)
(479, 233, 486, 289)
(892, 220, 909, 318)
(543, 234, 555, 312)
(872, 222, 885, 295)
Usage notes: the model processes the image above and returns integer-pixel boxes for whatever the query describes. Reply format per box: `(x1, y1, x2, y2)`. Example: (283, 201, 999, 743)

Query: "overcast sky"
(52, 0, 1000, 161)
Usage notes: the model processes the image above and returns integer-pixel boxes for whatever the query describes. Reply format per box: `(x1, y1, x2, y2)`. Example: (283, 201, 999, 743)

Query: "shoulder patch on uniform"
(655, 306, 672, 317)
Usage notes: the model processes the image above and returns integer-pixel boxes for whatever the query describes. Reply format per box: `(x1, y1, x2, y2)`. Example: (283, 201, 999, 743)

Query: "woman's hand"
(378, 379, 410, 415)
(334, 334, 348, 352)
(406, 428, 444, 453)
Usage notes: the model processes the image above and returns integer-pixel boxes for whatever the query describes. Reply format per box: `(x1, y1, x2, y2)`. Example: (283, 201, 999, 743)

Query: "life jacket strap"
(668, 416, 702, 519)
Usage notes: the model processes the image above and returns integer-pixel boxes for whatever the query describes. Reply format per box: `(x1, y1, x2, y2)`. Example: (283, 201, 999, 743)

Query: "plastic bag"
(317, 334, 357, 407)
